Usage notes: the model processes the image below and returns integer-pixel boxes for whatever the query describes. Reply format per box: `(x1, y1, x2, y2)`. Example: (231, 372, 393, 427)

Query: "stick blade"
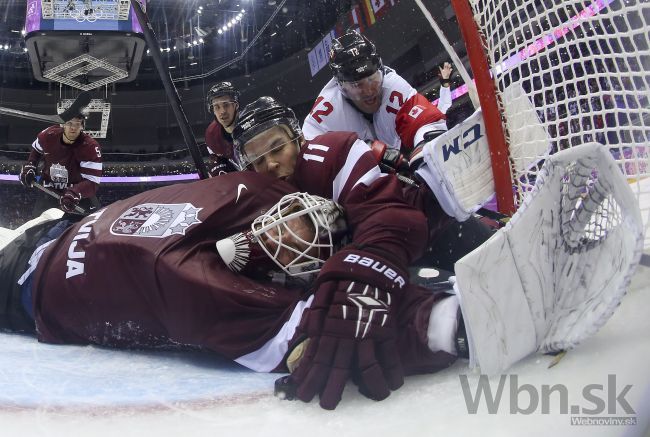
(58, 91, 92, 123)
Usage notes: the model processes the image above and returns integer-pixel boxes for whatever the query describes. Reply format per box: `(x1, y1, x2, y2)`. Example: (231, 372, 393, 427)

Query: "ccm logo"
(441, 123, 483, 162)
(343, 254, 406, 289)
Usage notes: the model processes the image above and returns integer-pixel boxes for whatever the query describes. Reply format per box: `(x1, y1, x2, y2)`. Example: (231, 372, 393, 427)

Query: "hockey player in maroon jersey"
(233, 96, 494, 273)
(19, 112, 102, 216)
(0, 171, 462, 411)
(231, 97, 475, 408)
(203, 81, 242, 175)
(0, 159, 638, 411)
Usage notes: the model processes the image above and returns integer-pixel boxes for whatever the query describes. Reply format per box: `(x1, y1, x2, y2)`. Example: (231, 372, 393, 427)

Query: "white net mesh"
(467, 0, 650, 247)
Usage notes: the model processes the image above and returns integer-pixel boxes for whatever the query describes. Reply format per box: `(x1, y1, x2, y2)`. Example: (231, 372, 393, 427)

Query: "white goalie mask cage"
(251, 193, 346, 277)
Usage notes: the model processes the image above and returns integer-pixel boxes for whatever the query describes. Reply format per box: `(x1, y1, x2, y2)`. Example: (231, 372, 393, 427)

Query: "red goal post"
(451, 0, 650, 245)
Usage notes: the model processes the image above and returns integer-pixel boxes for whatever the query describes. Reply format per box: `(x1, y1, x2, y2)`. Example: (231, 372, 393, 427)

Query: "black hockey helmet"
(329, 31, 383, 82)
(61, 111, 87, 128)
(233, 96, 302, 152)
(206, 81, 240, 113)
(64, 112, 86, 121)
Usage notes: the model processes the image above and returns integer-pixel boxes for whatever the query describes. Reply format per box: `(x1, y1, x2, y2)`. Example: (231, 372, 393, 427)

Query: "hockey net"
(453, 0, 650, 248)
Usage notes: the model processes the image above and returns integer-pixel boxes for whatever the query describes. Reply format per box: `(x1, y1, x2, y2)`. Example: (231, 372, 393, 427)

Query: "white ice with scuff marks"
(0, 265, 647, 437)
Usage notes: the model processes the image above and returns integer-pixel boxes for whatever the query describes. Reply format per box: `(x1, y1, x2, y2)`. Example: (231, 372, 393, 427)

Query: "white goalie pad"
(0, 208, 64, 251)
(453, 143, 644, 375)
(415, 108, 495, 221)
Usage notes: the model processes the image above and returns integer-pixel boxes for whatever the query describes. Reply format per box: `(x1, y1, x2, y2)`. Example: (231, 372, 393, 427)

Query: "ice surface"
(0, 265, 648, 437)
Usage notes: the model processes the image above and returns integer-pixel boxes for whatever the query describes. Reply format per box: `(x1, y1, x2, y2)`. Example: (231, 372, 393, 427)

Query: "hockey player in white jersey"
(302, 31, 450, 154)
(301, 31, 496, 271)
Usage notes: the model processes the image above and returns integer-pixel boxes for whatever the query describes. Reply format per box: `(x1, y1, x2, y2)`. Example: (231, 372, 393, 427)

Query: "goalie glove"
(59, 190, 82, 214)
(286, 249, 407, 410)
(19, 163, 37, 187)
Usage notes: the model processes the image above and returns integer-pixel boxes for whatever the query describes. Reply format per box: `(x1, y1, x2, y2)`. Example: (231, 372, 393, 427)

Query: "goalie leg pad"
(0, 208, 64, 251)
(453, 143, 644, 375)
(0, 228, 18, 252)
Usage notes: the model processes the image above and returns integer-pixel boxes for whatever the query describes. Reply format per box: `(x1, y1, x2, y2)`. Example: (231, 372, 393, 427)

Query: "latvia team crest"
(49, 163, 69, 184)
(110, 203, 203, 238)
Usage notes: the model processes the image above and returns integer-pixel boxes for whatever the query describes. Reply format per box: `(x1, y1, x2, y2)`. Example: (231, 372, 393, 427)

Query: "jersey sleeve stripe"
(414, 120, 448, 147)
(332, 139, 372, 203)
(81, 174, 101, 184)
(32, 138, 43, 153)
(234, 295, 314, 372)
(80, 161, 102, 170)
(353, 166, 384, 191)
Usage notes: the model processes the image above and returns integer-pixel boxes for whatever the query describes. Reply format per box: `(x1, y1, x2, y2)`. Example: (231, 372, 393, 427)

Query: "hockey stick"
(129, 0, 210, 180)
(31, 182, 88, 215)
(391, 168, 509, 224)
(0, 91, 92, 124)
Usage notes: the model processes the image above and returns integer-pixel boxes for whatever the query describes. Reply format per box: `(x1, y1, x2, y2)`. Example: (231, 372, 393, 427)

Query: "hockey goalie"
(0, 142, 643, 410)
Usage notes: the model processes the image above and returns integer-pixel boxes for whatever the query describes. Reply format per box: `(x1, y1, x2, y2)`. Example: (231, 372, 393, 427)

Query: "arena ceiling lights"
(217, 10, 246, 35)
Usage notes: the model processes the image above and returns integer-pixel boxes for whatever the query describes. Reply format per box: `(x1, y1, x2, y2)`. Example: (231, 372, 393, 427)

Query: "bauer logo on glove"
(342, 253, 406, 289)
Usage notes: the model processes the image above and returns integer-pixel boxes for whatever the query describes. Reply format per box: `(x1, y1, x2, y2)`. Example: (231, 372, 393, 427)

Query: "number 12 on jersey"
(310, 96, 334, 123)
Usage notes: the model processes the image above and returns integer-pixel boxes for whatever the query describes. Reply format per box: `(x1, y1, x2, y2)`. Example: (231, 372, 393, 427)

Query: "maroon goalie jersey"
(31, 172, 306, 368)
(29, 125, 102, 198)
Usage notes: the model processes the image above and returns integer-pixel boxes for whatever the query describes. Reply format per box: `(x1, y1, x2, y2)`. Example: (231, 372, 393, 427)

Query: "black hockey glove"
(19, 163, 37, 187)
(208, 156, 239, 177)
(60, 190, 81, 213)
(408, 129, 448, 173)
(368, 140, 409, 174)
(286, 249, 407, 410)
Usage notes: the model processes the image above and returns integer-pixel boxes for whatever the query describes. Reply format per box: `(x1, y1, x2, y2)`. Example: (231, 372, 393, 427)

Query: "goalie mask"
(251, 193, 346, 277)
(216, 193, 346, 282)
